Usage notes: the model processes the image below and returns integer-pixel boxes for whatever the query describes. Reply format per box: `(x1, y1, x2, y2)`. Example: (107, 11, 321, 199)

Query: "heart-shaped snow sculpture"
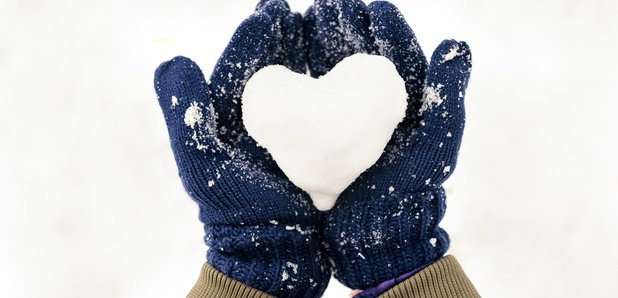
(242, 54, 407, 211)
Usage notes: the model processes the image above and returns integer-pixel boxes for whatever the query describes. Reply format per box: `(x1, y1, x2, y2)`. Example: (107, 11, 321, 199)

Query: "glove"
(153, 1, 330, 297)
(304, 0, 473, 289)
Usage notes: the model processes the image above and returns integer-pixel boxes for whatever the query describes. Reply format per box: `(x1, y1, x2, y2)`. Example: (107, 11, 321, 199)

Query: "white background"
(1, 0, 617, 297)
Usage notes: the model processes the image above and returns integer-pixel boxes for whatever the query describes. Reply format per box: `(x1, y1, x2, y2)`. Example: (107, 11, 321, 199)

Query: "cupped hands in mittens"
(156, 0, 472, 295)
(154, 1, 330, 297)
(304, 0, 472, 290)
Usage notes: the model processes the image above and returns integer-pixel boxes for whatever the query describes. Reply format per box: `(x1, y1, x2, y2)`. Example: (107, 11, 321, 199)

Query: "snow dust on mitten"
(304, 0, 473, 289)
(154, 1, 330, 297)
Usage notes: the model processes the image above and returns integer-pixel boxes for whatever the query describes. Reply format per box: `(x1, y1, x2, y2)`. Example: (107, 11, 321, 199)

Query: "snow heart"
(242, 54, 407, 211)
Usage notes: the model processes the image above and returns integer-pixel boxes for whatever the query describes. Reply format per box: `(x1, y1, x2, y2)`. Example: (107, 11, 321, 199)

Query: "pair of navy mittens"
(154, 0, 472, 297)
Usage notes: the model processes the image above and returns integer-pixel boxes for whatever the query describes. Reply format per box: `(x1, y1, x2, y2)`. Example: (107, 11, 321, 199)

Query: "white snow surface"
(242, 54, 407, 211)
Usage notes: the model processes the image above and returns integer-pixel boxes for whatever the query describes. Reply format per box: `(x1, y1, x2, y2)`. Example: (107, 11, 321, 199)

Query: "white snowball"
(242, 54, 407, 211)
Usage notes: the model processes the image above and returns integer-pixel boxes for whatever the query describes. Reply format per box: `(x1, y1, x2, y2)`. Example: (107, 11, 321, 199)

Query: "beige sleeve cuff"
(187, 263, 274, 298)
(379, 255, 480, 298)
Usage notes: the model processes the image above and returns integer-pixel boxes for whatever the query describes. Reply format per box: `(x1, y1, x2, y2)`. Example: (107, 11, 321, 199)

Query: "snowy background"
(1, 0, 617, 297)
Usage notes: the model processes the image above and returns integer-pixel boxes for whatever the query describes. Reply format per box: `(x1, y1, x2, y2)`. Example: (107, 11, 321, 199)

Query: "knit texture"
(303, 0, 473, 289)
(154, 1, 330, 297)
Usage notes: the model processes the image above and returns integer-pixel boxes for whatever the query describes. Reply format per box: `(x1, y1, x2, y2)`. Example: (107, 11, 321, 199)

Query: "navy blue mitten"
(154, 1, 330, 297)
(304, 0, 473, 289)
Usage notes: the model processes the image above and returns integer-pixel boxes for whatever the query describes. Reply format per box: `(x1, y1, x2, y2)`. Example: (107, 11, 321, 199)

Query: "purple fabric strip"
(353, 264, 429, 298)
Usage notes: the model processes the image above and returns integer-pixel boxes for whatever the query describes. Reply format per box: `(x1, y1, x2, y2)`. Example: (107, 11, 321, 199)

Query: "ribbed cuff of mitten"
(188, 263, 274, 298)
(324, 188, 449, 289)
(204, 220, 330, 297)
(378, 256, 480, 298)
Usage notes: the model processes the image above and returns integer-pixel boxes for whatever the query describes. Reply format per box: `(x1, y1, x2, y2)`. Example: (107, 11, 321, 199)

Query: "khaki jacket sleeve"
(188, 255, 479, 298)
(379, 255, 480, 298)
(187, 263, 274, 298)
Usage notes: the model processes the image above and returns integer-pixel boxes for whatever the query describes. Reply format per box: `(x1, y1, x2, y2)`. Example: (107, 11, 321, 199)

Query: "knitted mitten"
(154, 1, 330, 297)
(304, 0, 473, 289)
